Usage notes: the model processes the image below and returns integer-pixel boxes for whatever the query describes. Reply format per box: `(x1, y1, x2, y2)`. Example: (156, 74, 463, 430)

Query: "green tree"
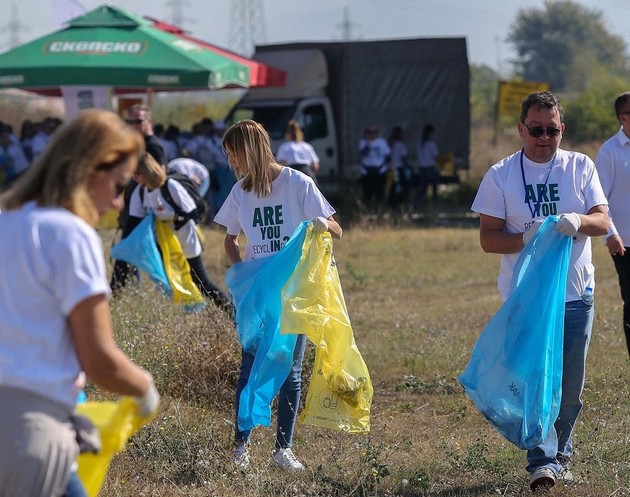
(507, 0, 628, 93)
(470, 64, 499, 125)
(563, 74, 628, 143)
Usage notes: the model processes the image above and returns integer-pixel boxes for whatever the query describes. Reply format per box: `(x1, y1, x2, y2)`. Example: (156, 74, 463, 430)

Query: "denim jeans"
(64, 471, 87, 497)
(526, 299, 594, 474)
(235, 334, 307, 449)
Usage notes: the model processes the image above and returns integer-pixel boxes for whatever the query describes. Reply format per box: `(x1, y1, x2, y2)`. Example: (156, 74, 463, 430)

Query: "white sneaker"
(529, 467, 556, 491)
(558, 468, 575, 484)
(233, 443, 250, 469)
(271, 447, 305, 471)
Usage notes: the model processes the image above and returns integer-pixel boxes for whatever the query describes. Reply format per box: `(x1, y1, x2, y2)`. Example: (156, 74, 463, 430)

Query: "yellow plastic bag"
(75, 398, 154, 497)
(281, 228, 373, 433)
(154, 219, 204, 305)
(96, 209, 119, 229)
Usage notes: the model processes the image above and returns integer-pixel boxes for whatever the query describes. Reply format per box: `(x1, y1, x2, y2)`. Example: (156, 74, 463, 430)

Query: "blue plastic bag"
(225, 221, 309, 431)
(110, 212, 170, 293)
(459, 216, 572, 449)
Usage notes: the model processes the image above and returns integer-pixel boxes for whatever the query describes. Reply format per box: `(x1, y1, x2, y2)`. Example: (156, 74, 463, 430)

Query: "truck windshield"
(232, 105, 297, 141)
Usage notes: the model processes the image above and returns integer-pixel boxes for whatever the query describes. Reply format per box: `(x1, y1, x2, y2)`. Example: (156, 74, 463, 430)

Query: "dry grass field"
(93, 127, 629, 496)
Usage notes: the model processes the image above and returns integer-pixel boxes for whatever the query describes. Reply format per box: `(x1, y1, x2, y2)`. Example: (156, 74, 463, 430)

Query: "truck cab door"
(294, 97, 337, 184)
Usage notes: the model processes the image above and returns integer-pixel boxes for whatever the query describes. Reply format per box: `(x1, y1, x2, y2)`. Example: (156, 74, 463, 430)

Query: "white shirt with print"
(472, 148, 608, 302)
(214, 167, 335, 260)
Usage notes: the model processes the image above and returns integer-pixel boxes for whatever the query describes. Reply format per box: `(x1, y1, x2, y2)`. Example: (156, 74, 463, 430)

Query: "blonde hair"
(136, 152, 166, 190)
(1, 109, 144, 226)
(222, 119, 280, 197)
(285, 120, 304, 142)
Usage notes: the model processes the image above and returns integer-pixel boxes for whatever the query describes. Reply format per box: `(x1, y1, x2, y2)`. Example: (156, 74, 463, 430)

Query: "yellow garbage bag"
(96, 209, 119, 230)
(75, 398, 154, 497)
(154, 219, 204, 305)
(281, 227, 373, 433)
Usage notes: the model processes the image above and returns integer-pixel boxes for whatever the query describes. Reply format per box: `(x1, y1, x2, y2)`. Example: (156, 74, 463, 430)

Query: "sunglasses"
(522, 122, 561, 138)
(125, 118, 145, 125)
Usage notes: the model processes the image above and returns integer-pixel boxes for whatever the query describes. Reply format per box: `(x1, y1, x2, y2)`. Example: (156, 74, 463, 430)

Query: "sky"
(3, 0, 630, 74)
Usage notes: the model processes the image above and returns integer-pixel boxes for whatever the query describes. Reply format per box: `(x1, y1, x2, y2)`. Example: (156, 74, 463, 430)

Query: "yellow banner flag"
(497, 80, 551, 119)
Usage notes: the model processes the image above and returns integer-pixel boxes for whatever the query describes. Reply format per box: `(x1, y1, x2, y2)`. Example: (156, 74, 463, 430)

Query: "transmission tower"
(228, 0, 267, 56)
(165, 0, 193, 30)
(3, 4, 29, 50)
(336, 6, 360, 41)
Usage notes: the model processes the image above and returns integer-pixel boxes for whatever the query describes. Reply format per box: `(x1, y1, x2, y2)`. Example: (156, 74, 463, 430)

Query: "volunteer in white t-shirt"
(129, 153, 231, 312)
(276, 120, 320, 182)
(595, 91, 630, 358)
(471, 91, 609, 491)
(214, 119, 342, 472)
(0, 109, 159, 496)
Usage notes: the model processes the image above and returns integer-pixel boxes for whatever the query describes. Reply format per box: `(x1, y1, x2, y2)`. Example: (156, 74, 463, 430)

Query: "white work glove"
(556, 212, 581, 236)
(523, 219, 544, 245)
(312, 216, 329, 233)
(133, 374, 160, 417)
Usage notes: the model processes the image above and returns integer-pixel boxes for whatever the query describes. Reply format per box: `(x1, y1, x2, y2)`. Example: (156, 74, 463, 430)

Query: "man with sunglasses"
(595, 92, 630, 359)
(471, 91, 609, 491)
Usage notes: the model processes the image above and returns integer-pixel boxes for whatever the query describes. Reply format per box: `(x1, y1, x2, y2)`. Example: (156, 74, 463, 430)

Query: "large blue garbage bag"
(110, 212, 170, 293)
(225, 221, 309, 432)
(459, 216, 572, 449)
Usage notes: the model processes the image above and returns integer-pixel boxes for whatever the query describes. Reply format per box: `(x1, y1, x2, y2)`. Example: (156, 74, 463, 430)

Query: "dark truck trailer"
(229, 37, 469, 190)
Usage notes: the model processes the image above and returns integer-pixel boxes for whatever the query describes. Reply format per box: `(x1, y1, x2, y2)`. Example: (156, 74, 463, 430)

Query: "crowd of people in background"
(2, 112, 452, 220)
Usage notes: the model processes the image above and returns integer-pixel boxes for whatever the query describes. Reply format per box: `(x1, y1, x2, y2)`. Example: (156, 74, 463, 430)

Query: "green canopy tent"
(0, 5, 285, 95)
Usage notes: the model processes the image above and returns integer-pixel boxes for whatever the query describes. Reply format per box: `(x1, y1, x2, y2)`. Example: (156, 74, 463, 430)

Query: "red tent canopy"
(148, 18, 286, 89)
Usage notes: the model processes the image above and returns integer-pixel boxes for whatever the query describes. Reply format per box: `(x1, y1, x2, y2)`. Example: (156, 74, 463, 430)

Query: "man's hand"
(607, 234, 627, 256)
(556, 213, 582, 236)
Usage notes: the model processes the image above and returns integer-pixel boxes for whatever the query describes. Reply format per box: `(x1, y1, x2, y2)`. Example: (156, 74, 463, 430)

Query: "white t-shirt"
(276, 140, 319, 166)
(390, 141, 408, 169)
(0, 202, 110, 410)
(167, 158, 209, 184)
(214, 167, 335, 261)
(472, 148, 608, 302)
(129, 178, 202, 258)
(417, 139, 439, 168)
(359, 137, 390, 170)
(595, 127, 630, 242)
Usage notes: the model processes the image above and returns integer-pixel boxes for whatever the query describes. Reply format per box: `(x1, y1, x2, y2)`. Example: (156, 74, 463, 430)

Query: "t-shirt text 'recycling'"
(251, 205, 290, 255)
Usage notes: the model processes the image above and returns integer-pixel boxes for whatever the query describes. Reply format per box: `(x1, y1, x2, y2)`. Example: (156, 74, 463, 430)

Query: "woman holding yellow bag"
(129, 153, 231, 312)
(215, 119, 342, 471)
(0, 109, 160, 497)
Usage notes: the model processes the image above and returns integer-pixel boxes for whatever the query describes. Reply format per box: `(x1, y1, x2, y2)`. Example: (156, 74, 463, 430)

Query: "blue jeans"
(64, 471, 87, 497)
(526, 299, 594, 474)
(235, 334, 307, 449)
